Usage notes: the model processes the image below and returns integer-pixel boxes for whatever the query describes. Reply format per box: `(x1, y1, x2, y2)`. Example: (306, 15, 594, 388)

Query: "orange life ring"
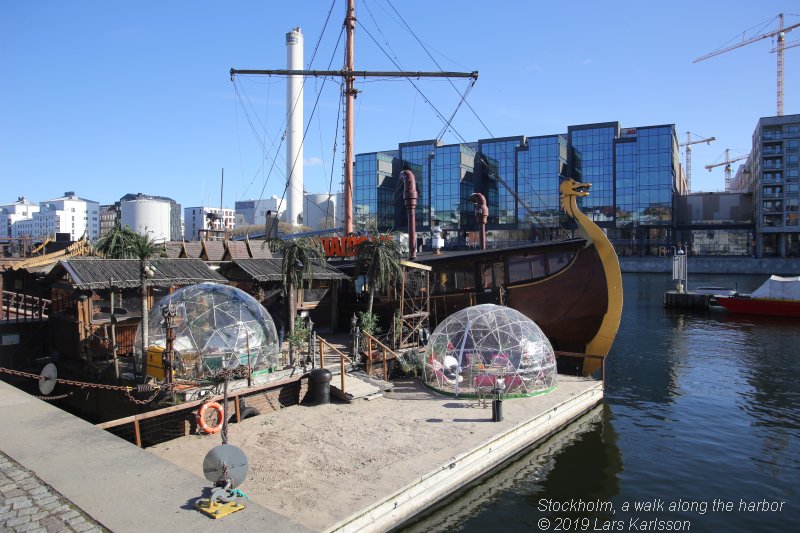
(197, 401, 224, 434)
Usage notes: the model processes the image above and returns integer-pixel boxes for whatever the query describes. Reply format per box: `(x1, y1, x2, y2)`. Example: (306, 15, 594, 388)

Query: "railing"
(361, 331, 399, 381)
(318, 337, 354, 398)
(1, 291, 50, 322)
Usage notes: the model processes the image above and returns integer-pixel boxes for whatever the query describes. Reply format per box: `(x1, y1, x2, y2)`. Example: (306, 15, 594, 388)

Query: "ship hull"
(717, 296, 800, 317)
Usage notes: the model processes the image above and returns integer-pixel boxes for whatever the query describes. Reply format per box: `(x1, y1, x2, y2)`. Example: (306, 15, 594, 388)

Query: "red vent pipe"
(470, 192, 488, 250)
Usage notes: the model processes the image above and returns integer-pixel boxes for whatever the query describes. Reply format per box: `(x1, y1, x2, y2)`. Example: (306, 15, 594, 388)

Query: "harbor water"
(402, 273, 800, 532)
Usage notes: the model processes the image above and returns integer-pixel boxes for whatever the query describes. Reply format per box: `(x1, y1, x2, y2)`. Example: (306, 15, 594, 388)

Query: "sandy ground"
(149, 376, 598, 531)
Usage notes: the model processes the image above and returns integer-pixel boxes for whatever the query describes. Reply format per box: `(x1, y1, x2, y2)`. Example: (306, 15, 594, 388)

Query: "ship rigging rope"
(355, 14, 561, 233)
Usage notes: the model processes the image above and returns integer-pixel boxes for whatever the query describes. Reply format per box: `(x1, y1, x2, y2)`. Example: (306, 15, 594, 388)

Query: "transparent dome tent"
(142, 283, 280, 381)
(423, 304, 557, 398)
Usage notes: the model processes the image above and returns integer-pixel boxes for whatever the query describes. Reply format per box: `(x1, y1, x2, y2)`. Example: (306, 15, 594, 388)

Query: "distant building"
(303, 193, 336, 230)
(355, 122, 680, 255)
(184, 206, 235, 240)
(748, 114, 800, 257)
(119, 193, 181, 241)
(11, 192, 99, 241)
(234, 196, 286, 227)
(98, 204, 120, 238)
(0, 197, 40, 238)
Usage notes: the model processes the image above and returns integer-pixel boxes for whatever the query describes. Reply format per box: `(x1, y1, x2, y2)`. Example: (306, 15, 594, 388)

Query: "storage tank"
(121, 196, 172, 242)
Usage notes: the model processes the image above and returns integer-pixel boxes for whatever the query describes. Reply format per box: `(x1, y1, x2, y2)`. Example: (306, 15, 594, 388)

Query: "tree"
(95, 224, 162, 365)
(354, 232, 405, 316)
(267, 236, 325, 364)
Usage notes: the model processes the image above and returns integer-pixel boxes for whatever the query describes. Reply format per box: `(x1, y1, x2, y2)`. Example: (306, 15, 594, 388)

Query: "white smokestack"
(286, 27, 304, 227)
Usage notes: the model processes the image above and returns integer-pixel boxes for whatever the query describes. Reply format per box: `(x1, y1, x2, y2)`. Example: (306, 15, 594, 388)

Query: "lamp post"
(492, 377, 505, 422)
(140, 258, 156, 378)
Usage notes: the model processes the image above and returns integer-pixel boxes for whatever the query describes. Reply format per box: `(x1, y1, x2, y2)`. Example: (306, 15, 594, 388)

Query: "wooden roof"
(224, 241, 250, 260)
(181, 242, 203, 258)
(202, 241, 226, 262)
(49, 258, 226, 290)
(246, 239, 272, 259)
(219, 258, 347, 283)
(163, 241, 184, 259)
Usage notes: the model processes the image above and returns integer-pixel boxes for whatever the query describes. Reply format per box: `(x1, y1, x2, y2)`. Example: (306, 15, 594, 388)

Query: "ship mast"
(231, 0, 478, 235)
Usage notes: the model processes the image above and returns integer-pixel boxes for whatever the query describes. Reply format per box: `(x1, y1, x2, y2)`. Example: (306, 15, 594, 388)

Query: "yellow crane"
(705, 149, 750, 191)
(679, 132, 715, 193)
(694, 13, 800, 116)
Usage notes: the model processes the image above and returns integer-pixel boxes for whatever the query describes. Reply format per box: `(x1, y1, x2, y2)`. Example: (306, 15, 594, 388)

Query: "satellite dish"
(202, 444, 248, 488)
(39, 363, 57, 395)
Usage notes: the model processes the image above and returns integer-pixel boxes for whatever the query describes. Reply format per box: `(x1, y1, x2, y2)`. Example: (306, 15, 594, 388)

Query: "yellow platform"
(195, 499, 245, 519)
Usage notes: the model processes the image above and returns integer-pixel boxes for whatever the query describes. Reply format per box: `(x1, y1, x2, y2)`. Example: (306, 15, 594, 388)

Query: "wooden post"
(382, 346, 387, 380)
(367, 336, 373, 376)
(234, 395, 241, 422)
(319, 340, 325, 369)
(340, 351, 346, 397)
(246, 335, 252, 387)
(133, 417, 142, 448)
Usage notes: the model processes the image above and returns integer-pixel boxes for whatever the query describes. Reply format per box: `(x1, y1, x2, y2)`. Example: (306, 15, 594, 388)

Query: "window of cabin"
(438, 266, 475, 292)
(480, 262, 505, 288)
(507, 254, 547, 283)
(546, 251, 573, 275)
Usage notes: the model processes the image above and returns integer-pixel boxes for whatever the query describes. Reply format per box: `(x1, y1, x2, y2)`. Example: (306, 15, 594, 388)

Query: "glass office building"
(516, 135, 569, 238)
(479, 137, 525, 226)
(430, 143, 476, 230)
(353, 151, 397, 231)
(354, 122, 681, 255)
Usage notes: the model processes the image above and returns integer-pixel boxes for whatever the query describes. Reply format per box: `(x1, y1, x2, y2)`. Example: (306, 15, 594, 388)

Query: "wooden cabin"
(46, 258, 226, 362)
(218, 258, 348, 333)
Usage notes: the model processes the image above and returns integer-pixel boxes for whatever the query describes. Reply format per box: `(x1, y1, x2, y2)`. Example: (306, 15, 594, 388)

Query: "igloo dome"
(423, 304, 557, 397)
(143, 283, 279, 380)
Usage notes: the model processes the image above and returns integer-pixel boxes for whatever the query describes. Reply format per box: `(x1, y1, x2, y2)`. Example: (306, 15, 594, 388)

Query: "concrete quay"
(619, 256, 800, 275)
(1, 374, 602, 533)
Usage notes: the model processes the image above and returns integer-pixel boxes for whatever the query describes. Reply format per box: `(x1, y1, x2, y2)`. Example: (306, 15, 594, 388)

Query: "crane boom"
(694, 14, 800, 116)
(679, 132, 715, 193)
(704, 149, 749, 191)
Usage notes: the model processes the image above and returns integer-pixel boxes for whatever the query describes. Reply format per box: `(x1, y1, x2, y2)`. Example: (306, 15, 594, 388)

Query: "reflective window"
(508, 254, 547, 282)
(547, 251, 573, 275)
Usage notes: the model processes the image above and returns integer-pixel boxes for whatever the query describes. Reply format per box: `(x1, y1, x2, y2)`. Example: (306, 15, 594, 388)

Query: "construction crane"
(694, 13, 800, 116)
(679, 132, 716, 193)
(704, 149, 750, 191)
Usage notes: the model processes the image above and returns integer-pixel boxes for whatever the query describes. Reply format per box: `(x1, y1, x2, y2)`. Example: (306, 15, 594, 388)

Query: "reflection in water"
(401, 404, 622, 532)
(400, 273, 800, 532)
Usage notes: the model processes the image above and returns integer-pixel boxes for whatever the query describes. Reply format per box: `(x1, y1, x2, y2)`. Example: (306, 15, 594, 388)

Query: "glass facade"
(354, 151, 396, 231)
(430, 144, 476, 230)
(517, 135, 568, 233)
(479, 137, 524, 226)
(399, 141, 437, 230)
(569, 123, 617, 225)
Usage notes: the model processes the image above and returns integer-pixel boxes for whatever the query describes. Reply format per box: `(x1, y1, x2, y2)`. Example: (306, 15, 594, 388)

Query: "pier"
(1, 374, 601, 532)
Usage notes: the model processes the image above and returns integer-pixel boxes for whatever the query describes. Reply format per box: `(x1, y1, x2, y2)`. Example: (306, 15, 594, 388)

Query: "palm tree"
(267, 237, 325, 363)
(96, 224, 162, 363)
(354, 232, 405, 317)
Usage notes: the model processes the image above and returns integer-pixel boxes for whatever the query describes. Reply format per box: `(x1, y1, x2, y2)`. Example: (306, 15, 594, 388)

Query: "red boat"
(716, 275, 800, 317)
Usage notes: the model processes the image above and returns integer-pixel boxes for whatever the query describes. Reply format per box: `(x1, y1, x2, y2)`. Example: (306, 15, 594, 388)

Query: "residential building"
(749, 114, 800, 257)
(235, 196, 286, 227)
(11, 192, 99, 241)
(184, 206, 235, 240)
(98, 204, 120, 238)
(0, 197, 40, 238)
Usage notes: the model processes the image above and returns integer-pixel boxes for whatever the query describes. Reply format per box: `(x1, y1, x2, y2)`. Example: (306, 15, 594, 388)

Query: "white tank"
(121, 198, 171, 243)
(303, 193, 336, 230)
(286, 27, 304, 227)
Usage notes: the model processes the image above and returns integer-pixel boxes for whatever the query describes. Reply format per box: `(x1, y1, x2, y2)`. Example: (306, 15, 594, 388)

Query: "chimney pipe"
(470, 192, 488, 250)
(401, 170, 418, 259)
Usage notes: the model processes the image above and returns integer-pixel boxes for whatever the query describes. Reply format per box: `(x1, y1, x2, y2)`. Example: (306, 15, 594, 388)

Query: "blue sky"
(2, 1, 799, 210)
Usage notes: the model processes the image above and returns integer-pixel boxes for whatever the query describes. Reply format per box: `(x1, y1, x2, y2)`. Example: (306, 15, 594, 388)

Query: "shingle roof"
(224, 241, 250, 260)
(50, 258, 226, 290)
(163, 241, 184, 259)
(219, 258, 347, 283)
(202, 241, 226, 262)
(181, 242, 203, 258)
(246, 239, 272, 259)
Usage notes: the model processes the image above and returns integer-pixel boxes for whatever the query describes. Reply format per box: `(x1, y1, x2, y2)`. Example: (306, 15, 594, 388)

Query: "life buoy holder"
(197, 401, 224, 434)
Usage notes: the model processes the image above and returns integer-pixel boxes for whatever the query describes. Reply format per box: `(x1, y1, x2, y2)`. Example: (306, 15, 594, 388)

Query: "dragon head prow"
(560, 178, 591, 197)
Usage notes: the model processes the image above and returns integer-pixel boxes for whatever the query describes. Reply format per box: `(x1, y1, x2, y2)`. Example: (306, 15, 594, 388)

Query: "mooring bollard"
(491, 381, 504, 422)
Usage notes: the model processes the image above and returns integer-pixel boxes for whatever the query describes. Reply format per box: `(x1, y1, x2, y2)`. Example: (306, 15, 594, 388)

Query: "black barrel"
(491, 385, 504, 422)
(309, 368, 333, 405)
